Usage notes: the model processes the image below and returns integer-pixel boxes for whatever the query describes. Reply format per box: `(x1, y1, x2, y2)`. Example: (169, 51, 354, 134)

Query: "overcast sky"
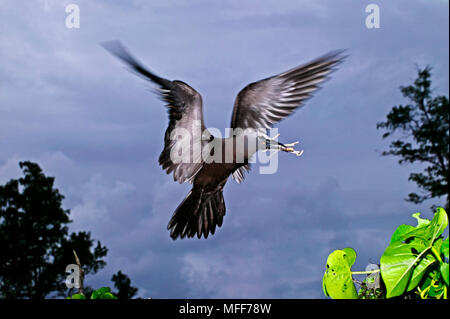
(1, 0, 448, 298)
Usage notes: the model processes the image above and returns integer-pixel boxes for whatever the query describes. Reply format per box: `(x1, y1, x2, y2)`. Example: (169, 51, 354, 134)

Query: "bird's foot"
(278, 136, 304, 157)
(283, 141, 299, 147)
(260, 132, 304, 157)
(280, 145, 304, 157)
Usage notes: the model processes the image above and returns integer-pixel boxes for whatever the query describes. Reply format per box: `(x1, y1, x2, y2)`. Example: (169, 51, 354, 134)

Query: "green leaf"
(431, 207, 448, 239)
(90, 287, 118, 299)
(440, 263, 449, 286)
(392, 208, 448, 245)
(381, 208, 448, 298)
(408, 252, 437, 291)
(433, 237, 443, 254)
(67, 295, 82, 299)
(390, 224, 415, 244)
(91, 287, 107, 299)
(99, 292, 118, 299)
(420, 268, 441, 290)
(342, 247, 357, 267)
(381, 241, 436, 298)
(420, 271, 433, 291)
(322, 248, 358, 299)
(428, 281, 445, 298)
(412, 212, 431, 228)
(322, 279, 329, 297)
(441, 237, 449, 260)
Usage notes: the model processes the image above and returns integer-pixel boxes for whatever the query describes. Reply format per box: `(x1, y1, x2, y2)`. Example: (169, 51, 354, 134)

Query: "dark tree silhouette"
(0, 161, 108, 299)
(377, 67, 449, 211)
(111, 270, 138, 299)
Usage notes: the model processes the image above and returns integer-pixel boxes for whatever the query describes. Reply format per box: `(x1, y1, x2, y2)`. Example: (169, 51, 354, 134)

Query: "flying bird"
(103, 41, 345, 240)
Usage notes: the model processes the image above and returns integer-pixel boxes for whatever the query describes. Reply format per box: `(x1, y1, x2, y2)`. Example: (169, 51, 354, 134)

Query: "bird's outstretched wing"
(103, 41, 209, 183)
(230, 50, 345, 182)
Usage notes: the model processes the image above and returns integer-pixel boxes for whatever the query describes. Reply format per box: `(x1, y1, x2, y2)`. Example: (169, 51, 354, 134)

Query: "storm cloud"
(0, 0, 448, 298)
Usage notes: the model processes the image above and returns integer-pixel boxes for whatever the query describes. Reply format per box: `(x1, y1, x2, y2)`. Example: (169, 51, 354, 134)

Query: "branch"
(72, 250, 85, 296)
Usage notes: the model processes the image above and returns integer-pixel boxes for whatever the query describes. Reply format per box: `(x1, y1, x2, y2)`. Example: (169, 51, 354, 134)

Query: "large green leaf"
(389, 212, 430, 244)
(393, 208, 447, 244)
(390, 224, 415, 244)
(381, 208, 448, 298)
(322, 248, 358, 299)
(412, 212, 431, 228)
(440, 263, 449, 286)
(342, 247, 357, 267)
(433, 237, 443, 253)
(90, 287, 118, 299)
(441, 237, 449, 260)
(380, 241, 436, 298)
(407, 251, 437, 290)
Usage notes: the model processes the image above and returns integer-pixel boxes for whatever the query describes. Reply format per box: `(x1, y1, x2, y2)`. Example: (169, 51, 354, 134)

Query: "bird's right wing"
(103, 41, 210, 183)
(229, 51, 345, 183)
(230, 51, 345, 130)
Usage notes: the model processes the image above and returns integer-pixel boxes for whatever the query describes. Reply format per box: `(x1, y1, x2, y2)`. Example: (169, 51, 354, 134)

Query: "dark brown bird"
(103, 41, 345, 240)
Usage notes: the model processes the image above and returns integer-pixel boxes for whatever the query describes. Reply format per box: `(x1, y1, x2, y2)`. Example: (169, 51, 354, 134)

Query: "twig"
(352, 279, 363, 286)
(351, 269, 380, 275)
(72, 250, 85, 296)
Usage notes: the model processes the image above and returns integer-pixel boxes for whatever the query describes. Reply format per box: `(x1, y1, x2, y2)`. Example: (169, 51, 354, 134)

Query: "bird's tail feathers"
(167, 188, 226, 239)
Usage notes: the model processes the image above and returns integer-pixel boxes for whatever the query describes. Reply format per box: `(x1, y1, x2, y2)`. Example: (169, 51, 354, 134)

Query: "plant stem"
(420, 281, 433, 299)
(73, 250, 85, 296)
(351, 269, 381, 275)
(431, 246, 443, 263)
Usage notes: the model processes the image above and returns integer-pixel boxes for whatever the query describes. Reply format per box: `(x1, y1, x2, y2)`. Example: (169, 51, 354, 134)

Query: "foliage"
(111, 270, 138, 299)
(376, 67, 449, 211)
(322, 248, 358, 299)
(0, 161, 107, 299)
(357, 278, 384, 299)
(66, 272, 139, 300)
(67, 287, 118, 299)
(323, 207, 449, 299)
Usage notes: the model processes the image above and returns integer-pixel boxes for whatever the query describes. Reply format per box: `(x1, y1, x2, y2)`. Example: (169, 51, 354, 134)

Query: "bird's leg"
(270, 133, 280, 140)
(279, 142, 304, 157)
(276, 134, 304, 157)
(262, 133, 304, 157)
(284, 148, 304, 157)
(283, 141, 299, 147)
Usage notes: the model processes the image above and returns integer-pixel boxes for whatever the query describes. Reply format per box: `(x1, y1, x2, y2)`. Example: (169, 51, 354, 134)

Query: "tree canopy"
(377, 67, 449, 211)
(0, 161, 108, 299)
(112, 270, 138, 299)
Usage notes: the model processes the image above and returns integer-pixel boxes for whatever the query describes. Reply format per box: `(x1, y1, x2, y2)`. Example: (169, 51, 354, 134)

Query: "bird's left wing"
(230, 51, 345, 182)
(103, 41, 210, 183)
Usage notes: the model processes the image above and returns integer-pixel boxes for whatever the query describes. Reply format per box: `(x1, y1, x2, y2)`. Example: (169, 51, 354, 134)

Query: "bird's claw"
(291, 149, 304, 157)
(263, 133, 304, 157)
(281, 146, 304, 157)
(267, 133, 280, 140)
(280, 137, 304, 157)
(283, 141, 299, 147)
